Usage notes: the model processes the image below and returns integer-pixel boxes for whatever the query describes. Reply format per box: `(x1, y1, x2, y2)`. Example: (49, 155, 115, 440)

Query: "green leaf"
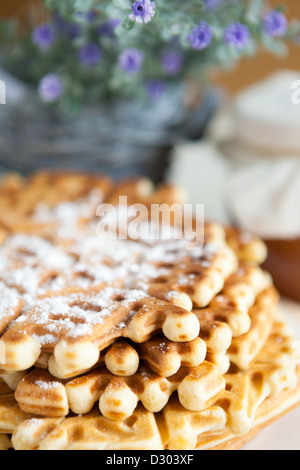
(74, 0, 94, 12)
(245, 0, 263, 23)
(112, 0, 132, 10)
(261, 33, 288, 55)
(122, 17, 135, 30)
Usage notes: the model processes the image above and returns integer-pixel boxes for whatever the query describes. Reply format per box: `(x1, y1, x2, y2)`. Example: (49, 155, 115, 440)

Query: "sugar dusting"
(0, 191, 224, 346)
(12, 288, 149, 345)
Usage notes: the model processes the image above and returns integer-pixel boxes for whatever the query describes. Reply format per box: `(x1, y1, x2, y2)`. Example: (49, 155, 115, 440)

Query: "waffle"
(161, 371, 300, 450)
(14, 361, 225, 420)
(9, 310, 300, 450)
(12, 406, 164, 451)
(0, 233, 144, 299)
(0, 288, 199, 378)
(228, 287, 279, 370)
(0, 379, 32, 434)
(103, 339, 140, 376)
(137, 336, 207, 377)
(105, 177, 186, 208)
(134, 241, 238, 309)
(210, 376, 300, 450)
(0, 172, 112, 240)
(0, 282, 24, 336)
(0, 371, 27, 391)
(195, 263, 273, 341)
(0, 434, 11, 450)
(225, 226, 268, 265)
(10, 372, 300, 450)
(161, 314, 300, 449)
(0, 170, 298, 451)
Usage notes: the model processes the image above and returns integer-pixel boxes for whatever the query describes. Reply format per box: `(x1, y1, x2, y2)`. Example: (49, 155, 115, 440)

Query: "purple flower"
(203, 0, 224, 10)
(32, 24, 56, 50)
(78, 43, 102, 66)
(86, 10, 97, 22)
(38, 74, 63, 102)
(146, 80, 165, 101)
(203, 0, 237, 9)
(68, 23, 81, 39)
(53, 13, 67, 33)
(129, 0, 156, 24)
(119, 48, 144, 73)
(263, 11, 288, 37)
(97, 18, 121, 37)
(52, 14, 81, 39)
(224, 22, 251, 50)
(76, 10, 97, 22)
(161, 50, 183, 76)
(188, 22, 213, 50)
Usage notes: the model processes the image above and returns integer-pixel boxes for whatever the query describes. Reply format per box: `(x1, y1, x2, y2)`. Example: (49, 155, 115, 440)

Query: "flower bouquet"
(0, 0, 298, 179)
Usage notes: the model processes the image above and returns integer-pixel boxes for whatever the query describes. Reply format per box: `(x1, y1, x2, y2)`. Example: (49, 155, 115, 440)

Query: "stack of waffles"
(0, 171, 299, 450)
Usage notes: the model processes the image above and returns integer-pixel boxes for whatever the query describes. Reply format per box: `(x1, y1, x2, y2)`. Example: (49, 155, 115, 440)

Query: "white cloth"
(227, 157, 300, 239)
(218, 69, 300, 240)
(168, 140, 230, 224)
(234, 70, 300, 154)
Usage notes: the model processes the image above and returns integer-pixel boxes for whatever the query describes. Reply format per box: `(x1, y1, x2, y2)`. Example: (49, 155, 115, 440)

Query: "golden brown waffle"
(134, 241, 238, 309)
(0, 378, 32, 435)
(14, 361, 225, 420)
(137, 336, 207, 377)
(103, 339, 140, 376)
(0, 371, 27, 391)
(228, 287, 279, 370)
(105, 177, 186, 208)
(0, 172, 112, 238)
(12, 406, 163, 450)
(0, 235, 77, 297)
(209, 375, 300, 450)
(0, 434, 11, 450)
(0, 233, 147, 299)
(221, 313, 300, 435)
(0, 282, 24, 336)
(1, 304, 299, 450)
(194, 264, 273, 343)
(47, 263, 265, 379)
(11, 373, 300, 451)
(160, 315, 300, 449)
(0, 170, 298, 451)
(161, 371, 300, 450)
(0, 288, 199, 378)
(11, 309, 299, 449)
(225, 226, 268, 265)
(0, 379, 11, 396)
(10, 370, 300, 451)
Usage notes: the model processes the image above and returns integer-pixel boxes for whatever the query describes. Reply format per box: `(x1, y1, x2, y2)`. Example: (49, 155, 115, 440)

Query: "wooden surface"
(0, 0, 299, 94)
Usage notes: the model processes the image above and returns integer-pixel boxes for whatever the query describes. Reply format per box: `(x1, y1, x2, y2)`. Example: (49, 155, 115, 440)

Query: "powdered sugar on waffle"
(34, 190, 103, 225)
(34, 380, 62, 391)
(0, 211, 222, 344)
(33, 190, 104, 241)
(0, 231, 221, 316)
(0, 234, 74, 271)
(0, 282, 20, 312)
(13, 288, 149, 345)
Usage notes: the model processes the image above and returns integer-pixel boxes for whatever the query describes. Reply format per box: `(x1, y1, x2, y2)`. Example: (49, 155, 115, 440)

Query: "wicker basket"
(0, 81, 218, 182)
